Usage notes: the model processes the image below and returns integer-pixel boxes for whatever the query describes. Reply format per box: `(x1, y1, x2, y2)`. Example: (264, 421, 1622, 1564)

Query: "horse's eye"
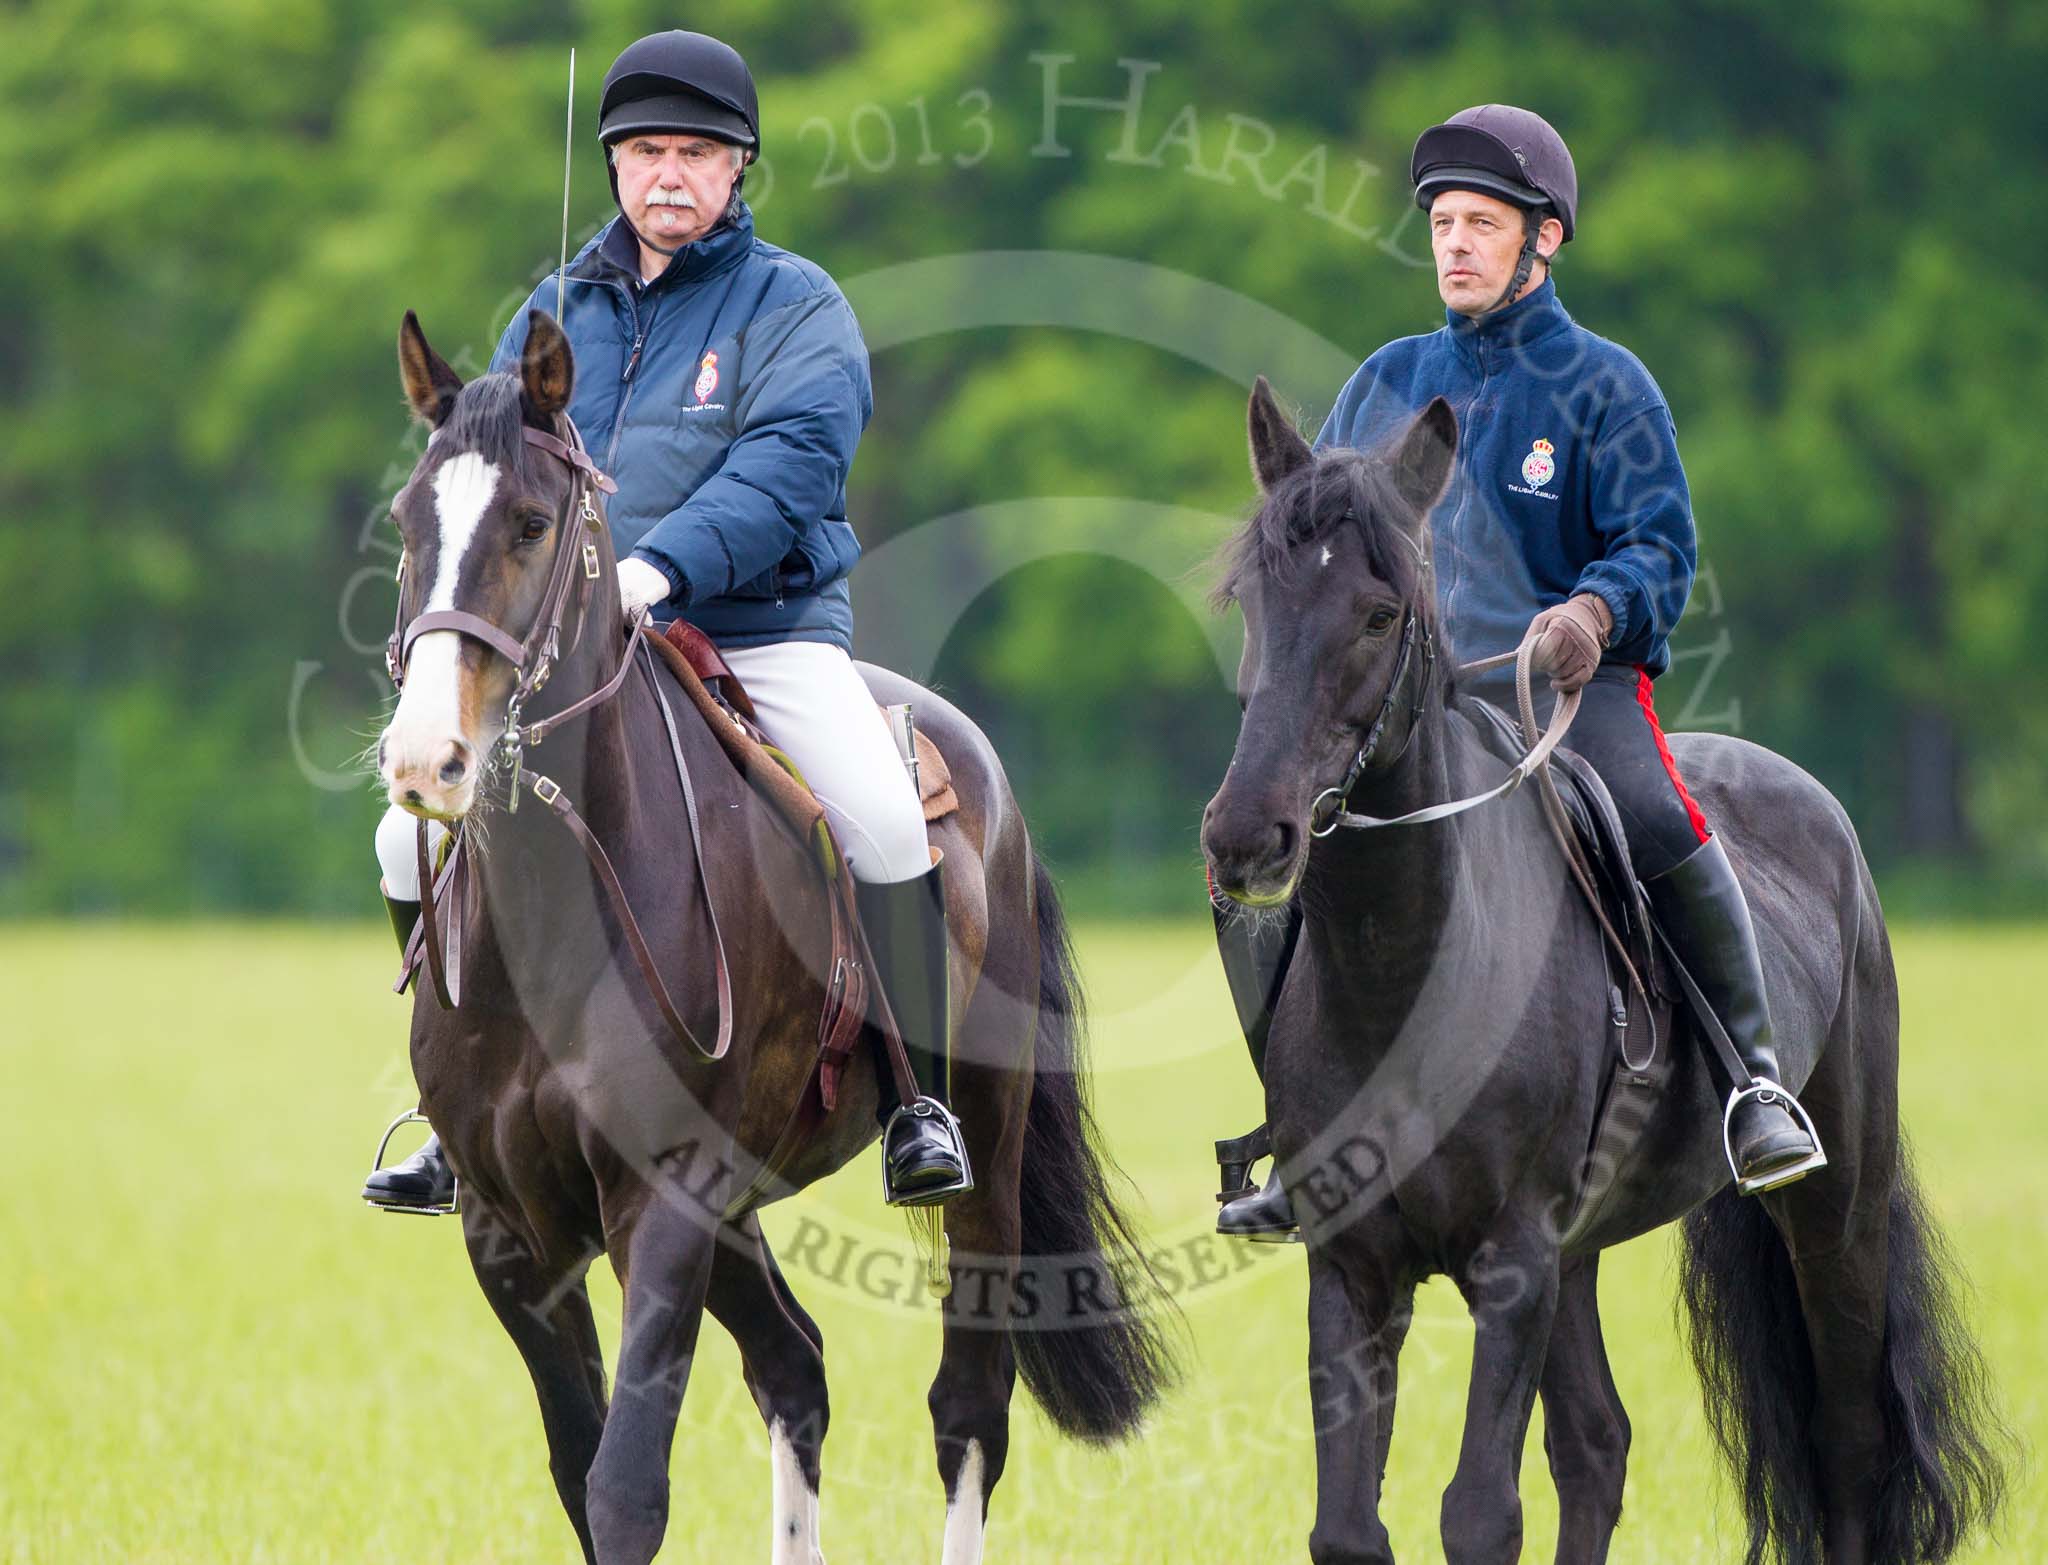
(1364, 607, 1400, 635)
(519, 510, 551, 543)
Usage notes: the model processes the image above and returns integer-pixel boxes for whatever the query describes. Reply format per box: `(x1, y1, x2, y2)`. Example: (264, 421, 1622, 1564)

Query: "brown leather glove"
(1527, 593, 1613, 692)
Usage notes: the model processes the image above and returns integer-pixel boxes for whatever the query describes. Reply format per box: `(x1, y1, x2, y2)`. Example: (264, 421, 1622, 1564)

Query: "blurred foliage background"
(5, 0, 2046, 916)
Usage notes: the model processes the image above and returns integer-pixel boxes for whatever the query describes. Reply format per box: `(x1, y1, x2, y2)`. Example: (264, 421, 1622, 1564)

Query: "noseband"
(386, 420, 623, 804)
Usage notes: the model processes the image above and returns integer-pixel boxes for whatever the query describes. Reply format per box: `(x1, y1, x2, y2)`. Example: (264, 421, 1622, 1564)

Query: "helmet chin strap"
(1486, 209, 1547, 314)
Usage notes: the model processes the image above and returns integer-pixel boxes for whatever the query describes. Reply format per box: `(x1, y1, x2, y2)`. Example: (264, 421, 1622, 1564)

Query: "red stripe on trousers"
(1634, 667, 1711, 845)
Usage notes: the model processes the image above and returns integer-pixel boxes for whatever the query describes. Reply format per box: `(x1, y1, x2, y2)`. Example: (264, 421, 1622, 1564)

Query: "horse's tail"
(1679, 1145, 2011, 1565)
(1009, 851, 1181, 1444)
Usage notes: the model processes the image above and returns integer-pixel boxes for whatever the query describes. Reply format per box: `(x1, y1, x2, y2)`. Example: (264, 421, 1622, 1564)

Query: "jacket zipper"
(1444, 341, 1489, 633)
(605, 287, 657, 477)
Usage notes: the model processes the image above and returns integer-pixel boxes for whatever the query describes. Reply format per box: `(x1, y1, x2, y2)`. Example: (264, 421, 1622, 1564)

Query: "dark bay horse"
(1200, 380, 2008, 1565)
(376, 310, 1174, 1565)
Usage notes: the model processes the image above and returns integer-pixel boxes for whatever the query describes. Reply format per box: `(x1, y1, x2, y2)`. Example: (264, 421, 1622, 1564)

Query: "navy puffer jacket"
(490, 202, 871, 651)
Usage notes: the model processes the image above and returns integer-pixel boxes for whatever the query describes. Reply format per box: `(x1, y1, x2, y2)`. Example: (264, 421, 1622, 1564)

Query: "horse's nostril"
(377, 734, 388, 770)
(404, 788, 423, 805)
(1273, 819, 1298, 865)
(439, 753, 468, 786)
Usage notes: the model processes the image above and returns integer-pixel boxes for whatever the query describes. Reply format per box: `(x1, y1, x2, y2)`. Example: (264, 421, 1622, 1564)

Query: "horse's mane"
(1215, 444, 1429, 597)
(436, 371, 549, 490)
(1211, 444, 1464, 704)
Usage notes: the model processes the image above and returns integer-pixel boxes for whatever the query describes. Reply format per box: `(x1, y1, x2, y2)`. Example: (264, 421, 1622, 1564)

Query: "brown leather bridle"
(387, 422, 624, 795)
(385, 417, 734, 1062)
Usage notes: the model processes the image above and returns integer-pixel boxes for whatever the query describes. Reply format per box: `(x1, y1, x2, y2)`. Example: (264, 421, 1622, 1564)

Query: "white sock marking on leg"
(940, 1438, 985, 1565)
(768, 1418, 823, 1565)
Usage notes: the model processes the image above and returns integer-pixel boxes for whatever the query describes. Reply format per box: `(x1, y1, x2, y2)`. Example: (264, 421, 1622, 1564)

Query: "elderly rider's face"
(1429, 189, 1563, 316)
(612, 133, 744, 249)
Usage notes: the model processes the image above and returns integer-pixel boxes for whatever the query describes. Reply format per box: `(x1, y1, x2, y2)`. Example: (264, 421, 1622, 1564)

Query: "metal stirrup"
(880, 1098, 974, 1207)
(365, 1108, 460, 1216)
(1722, 1079, 1828, 1196)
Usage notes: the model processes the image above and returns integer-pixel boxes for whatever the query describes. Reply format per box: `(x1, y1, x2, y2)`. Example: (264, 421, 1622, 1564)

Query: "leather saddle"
(638, 619, 955, 1125)
(645, 620, 958, 856)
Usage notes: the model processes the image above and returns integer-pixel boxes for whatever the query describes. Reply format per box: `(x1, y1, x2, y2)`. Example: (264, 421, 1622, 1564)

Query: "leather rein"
(386, 419, 734, 1062)
(1312, 630, 1582, 834)
(1302, 517, 1582, 835)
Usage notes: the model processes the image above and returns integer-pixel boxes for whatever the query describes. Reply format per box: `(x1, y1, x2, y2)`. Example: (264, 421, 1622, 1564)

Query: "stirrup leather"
(881, 1097, 974, 1207)
(1722, 1079, 1828, 1196)
(364, 1109, 460, 1216)
(1215, 1123, 1273, 1203)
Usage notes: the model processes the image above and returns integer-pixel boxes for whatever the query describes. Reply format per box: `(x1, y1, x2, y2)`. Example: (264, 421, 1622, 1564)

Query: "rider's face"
(612, 134, 744, 250)
(1429, 190, 1560, 316)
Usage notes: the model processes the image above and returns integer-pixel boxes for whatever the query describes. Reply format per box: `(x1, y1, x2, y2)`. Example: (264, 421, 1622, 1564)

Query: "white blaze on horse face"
(381, 452, 501, 815)
(940, 1439, 986, 1565)
(767, 1419, 823, 1565)
(422, 453, 500, 612)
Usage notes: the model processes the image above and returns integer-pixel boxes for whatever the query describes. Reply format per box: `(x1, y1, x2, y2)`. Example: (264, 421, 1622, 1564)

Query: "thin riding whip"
(556, 47, 576, 322)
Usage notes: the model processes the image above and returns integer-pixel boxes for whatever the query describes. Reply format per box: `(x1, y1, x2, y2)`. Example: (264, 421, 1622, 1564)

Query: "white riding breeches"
(721, 641, 932, 884)
(375, 639, 930, 898)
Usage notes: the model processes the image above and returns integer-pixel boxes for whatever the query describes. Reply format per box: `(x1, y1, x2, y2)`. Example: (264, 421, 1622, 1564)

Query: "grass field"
(1, 919, 2039, 1563)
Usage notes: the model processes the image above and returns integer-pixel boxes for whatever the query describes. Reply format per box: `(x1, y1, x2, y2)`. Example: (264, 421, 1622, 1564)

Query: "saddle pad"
(643, 624, 959, 872)
(913, 732, 958, 821)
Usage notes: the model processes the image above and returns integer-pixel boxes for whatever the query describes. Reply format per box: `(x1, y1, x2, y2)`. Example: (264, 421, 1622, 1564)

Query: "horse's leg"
(1306, 1249, 1415, 1565)
(927, 843, 1176, 1560)
(1370, 1295, 1414, 1491)
(706, 1215, 830, 1565)
(459, 1203, 609, 1565)
(1440, 1229, 1562, 1565)
(927, 1064, 1030, 1565)
(586, 1175, 722, 1565)
(1537, 1254, 1629, 1565)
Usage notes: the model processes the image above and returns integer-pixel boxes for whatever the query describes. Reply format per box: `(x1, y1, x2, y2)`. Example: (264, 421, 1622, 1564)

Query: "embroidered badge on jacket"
(1520, 438, 1556, 489)
(693, 351, 720, 405)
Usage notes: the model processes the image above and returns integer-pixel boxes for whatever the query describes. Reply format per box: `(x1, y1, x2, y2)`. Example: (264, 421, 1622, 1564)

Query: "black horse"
(1200, 380, 2008, 1565)
(377, 312, 1175, 1565)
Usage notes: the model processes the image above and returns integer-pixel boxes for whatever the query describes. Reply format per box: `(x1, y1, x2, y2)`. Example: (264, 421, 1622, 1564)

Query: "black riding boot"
(1644, 836, 1824, 1194)
(862, 861, 972, 1206)
(1214, 901, 1304, 1241)
(361, 893, 458, 1213)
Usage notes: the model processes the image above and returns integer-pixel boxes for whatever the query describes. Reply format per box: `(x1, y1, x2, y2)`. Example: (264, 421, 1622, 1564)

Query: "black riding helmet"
(1411, 105, 1577, 311)
(597, 31, 760, 206)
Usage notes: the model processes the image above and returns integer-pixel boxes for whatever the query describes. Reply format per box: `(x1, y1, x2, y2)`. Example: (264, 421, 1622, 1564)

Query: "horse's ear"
(1391, 396, 1457, 524)
(1248, 375, 1313, 492)
(398, 310, 464, 428)
(520, 309, 575, 423)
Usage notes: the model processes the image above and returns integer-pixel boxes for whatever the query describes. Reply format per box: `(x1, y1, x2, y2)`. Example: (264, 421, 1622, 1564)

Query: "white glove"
(617, 556, 674, 620)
